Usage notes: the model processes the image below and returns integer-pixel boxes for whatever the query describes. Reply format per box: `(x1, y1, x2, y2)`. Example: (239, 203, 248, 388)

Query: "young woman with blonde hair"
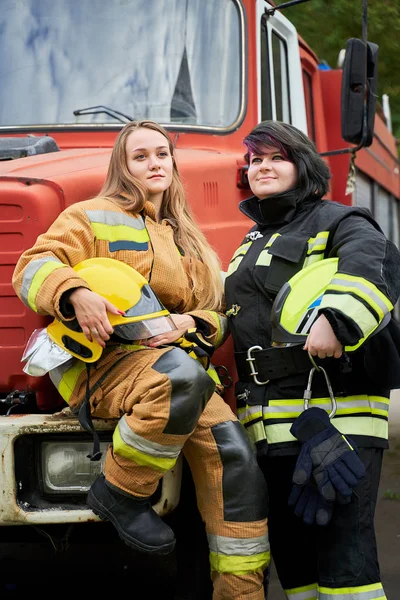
(13, 120, 269, 600)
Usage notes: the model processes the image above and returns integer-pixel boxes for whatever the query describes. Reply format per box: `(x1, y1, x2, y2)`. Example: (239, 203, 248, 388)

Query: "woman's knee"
(152, 347, 216, 435)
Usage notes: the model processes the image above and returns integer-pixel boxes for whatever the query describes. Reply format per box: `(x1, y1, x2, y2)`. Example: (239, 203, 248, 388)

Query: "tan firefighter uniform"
(13, 197, 270, 600)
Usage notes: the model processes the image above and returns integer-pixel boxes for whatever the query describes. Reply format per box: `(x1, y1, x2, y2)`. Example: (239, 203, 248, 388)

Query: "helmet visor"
(113, 315, 177, 341)
(125, 284, 167, 318)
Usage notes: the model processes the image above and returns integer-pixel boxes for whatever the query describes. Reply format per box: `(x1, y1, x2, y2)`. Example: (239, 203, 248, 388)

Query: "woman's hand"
(143, 313, 196, 347)
(69, 288, 121, 348)
(304, 313, 343, 359)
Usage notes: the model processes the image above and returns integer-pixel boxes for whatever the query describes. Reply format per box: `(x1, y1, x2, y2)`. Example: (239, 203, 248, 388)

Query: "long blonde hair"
(98, 120, 224, 311)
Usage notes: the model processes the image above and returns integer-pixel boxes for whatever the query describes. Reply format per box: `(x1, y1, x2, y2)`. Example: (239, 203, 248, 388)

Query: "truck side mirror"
(341, 38, 379, 148)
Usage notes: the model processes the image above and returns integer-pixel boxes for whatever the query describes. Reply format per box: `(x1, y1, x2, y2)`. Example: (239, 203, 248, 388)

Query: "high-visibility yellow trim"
(306, 231, 329, 253)
(330, 273, 393, 313)
(264, 396, 389, 420)
(227, 255, 244, 277)
(112, 427, 177, 472)
(207, 365, 222, 386)
(318, 581, 385, 597)
(263, 416, 388, 445)
(91, 222, 150, 244)
(323, 286, 383, 321)
(231, 241, 252, 260)
(286, 582, 318, 600)
(266, 233, 281, 247)
(122, 344, 149, 351)
(209, 550, 270, 575)
(303, 254, 324, 268)
(57, 361, 86, 403)
(208, 311, 227, 346)
(255, 233, 282, 266)
(255, 250, 272, 267)
(239, 397, 389, 424)
(320, 294, 380, 350)
(245, 421, 267, 445)
(237, 406, 263, 425)
(226, 242, 253, 277)
(28, 262, 67, 312)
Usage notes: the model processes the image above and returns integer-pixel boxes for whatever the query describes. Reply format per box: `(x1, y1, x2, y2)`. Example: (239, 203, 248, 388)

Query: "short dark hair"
(243, 121, 331, 201)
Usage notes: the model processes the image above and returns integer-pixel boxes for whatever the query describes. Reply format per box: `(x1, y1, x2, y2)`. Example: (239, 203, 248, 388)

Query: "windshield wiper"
(73, 105, 133, 123)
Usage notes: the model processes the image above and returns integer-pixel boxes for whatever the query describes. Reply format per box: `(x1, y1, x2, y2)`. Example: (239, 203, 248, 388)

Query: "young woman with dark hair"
(225, 120, 400, 600)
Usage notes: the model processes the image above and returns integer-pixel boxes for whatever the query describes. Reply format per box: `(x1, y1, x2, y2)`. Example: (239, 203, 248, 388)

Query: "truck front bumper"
(0, 413, 181, 526)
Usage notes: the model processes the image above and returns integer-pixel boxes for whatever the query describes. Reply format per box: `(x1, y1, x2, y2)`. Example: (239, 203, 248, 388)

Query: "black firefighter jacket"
(225, 190, 400, 456)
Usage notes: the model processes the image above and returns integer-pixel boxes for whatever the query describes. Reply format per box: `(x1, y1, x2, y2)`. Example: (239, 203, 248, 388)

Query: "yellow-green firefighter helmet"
(270, 257, 390, 351)
(47, 258, 176, 362)
(270, 258, 339, 346)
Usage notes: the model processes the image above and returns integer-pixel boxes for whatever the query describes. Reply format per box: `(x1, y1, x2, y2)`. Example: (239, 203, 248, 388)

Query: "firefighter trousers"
(79, 344, 269, 600)
(260, 449, 386, 600)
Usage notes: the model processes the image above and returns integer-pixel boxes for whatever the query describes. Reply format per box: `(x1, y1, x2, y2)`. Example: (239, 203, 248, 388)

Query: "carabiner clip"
(214, 365, 233, 389)
(303, 364, 337, 418)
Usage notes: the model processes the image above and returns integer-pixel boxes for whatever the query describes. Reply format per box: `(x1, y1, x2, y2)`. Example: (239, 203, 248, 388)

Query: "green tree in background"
(286, 0, 400, 141)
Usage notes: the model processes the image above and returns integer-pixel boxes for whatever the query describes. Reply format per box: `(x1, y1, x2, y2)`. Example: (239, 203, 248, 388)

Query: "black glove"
(290, 407, 366, 501)
(288, 481, 334, 526)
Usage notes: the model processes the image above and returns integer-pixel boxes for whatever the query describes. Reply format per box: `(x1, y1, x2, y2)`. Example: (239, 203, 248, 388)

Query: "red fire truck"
(0, 0, 398, 595)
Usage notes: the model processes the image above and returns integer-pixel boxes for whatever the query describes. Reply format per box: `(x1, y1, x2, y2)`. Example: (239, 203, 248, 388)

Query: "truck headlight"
(41, 441, 110, 494)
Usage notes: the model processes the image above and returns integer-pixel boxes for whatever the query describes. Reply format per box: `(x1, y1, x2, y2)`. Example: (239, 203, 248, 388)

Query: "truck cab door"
(256, 0, 307, 133)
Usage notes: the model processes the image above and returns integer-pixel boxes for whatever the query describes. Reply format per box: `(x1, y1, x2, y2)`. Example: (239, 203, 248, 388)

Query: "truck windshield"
(1, 0, 242, 130)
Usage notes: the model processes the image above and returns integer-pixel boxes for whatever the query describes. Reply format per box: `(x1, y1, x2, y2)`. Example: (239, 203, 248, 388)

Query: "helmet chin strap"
(78, 364, 102, 462)
(78, 353, 133, 462)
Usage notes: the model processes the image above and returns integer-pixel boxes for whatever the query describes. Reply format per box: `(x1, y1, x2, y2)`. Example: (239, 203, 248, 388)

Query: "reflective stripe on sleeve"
(208, 311, 228, 346)
(21, 257, 68, 311)
(320, 274, 393, 342)
(49, 358, 86, 403)
(113, 415, 181, 472)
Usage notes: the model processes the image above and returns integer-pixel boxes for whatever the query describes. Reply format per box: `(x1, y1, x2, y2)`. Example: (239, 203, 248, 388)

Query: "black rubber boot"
(87, 474, 176, 555)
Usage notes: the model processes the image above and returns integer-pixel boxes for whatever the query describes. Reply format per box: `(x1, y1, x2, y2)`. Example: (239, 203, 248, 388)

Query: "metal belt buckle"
(246, 346, 269, 386)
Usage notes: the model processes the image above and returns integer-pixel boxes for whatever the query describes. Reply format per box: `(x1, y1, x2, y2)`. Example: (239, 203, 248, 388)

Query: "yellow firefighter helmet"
(47, 258, 176, 362)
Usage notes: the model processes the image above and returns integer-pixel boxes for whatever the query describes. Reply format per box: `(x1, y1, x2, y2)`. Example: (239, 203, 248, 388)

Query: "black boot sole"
(87, 488, 176, 556)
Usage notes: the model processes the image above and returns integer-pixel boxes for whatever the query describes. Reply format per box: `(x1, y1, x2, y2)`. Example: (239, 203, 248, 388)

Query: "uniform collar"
(239, 188, 300, 226)
(142, 200, 174, 226)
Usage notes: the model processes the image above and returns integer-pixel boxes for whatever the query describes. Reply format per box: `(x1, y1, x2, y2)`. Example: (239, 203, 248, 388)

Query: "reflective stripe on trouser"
(237, 395, 389, 448)
(317, 583, 386, 599)
(282, 583, 386, 600)
(285, 583, 318, 600)
(183, 395, 270, 600)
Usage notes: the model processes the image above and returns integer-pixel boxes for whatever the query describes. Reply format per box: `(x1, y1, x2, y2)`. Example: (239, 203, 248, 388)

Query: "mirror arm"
(265, 0, 311, 17)
(320, 100, 368, 157)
